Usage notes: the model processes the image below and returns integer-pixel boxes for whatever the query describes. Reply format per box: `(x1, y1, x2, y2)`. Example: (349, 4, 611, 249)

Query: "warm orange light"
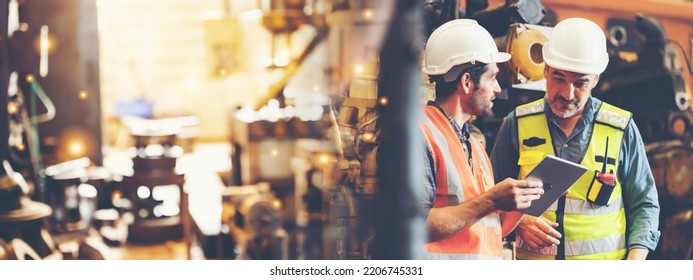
(362, 8, 374, 21)
(271, 199, 282, 209)
(41, 39, 50, 50)
(672, 117, 687, 136)
(16, 143, 25, 151)
(25, 74, 34, 83)
(112, 190, 123, 201)
(56, 126, 95, 162)
(362, 132, 375, 142)
(354, 64, 364, 74)
(378, 97, 389, 106)
(7, 102, 18, 114)
(317, 153, 332, 166)
(78, 90, 88, 100)
(68, 140, 85, 157)
(33, 32, 58, 55)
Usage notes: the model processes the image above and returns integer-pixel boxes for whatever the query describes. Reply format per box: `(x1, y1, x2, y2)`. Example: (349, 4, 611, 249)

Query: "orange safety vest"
(420, 105, 520, 259)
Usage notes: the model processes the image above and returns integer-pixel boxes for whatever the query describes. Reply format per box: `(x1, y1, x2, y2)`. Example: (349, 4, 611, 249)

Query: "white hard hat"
(423, 19, 510, 81)
(543, 17, 609, 75)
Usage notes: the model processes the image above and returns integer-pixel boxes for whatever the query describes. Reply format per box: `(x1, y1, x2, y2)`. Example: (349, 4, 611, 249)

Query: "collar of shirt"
(427, 101, 471, 144)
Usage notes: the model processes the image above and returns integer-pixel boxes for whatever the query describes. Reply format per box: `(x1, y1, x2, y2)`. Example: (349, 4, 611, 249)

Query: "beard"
(549, 96, 583, 118)
(469, 89, 494, 117)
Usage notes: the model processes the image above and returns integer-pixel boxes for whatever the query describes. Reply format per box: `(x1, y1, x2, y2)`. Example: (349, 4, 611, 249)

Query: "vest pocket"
(518, 151, 545, 177)
(586, 171, 615, 206)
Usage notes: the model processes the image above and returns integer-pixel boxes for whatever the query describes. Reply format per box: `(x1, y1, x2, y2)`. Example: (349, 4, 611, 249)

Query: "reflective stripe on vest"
(546, 197, 623, 215)
(419, 106, 502, 259)
(564, 233, 626, 256)
(517, 234, 627, 260)
(420, 112, 465, 206)
(514, 99, 630, 260)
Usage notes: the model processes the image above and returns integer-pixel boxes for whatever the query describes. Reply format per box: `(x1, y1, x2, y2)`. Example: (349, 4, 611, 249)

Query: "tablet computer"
(520, 155, 589, 217)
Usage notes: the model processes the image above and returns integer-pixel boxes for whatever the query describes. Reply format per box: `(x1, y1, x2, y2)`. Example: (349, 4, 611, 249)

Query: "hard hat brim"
(425, 52, 511, 78)
(543, 53, 608, 75)
(493, 52, 512, 64)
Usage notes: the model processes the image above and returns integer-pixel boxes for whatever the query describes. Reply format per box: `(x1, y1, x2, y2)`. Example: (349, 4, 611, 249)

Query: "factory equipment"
(118, 117, 192, 244)
(43, 157, 96, 234)
(595, 14, 693, 143)
(222, 183, 287, 260)
(467, 0, 546, 38)
(0, 164, 56, 259)
(290, 139, 342, 259)
(215, 0, 397, 260)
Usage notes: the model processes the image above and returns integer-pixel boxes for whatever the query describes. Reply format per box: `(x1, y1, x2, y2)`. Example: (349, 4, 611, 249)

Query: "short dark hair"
(432, 64, 488, 100)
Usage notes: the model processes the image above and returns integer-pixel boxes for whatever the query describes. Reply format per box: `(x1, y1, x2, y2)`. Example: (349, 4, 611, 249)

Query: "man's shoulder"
(596, 100, 632, 131)
(515, 99, 545, 118)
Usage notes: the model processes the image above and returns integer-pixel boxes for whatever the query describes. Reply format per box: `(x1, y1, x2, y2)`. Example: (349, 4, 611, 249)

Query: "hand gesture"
(487, 178, 544, 211)
(516, 215, 562, 248)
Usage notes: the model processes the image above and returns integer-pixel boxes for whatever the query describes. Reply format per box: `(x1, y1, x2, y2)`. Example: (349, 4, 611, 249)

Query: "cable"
(27, 81, 47, 200)
(28, 79, 56, 123)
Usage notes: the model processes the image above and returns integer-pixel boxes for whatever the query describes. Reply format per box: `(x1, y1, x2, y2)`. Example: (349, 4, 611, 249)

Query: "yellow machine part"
(505, 24, 548, 83)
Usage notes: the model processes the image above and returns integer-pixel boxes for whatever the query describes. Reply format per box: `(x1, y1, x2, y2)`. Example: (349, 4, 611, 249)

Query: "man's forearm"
(626, 248, 648, 260)
(426, 196, 495, 242)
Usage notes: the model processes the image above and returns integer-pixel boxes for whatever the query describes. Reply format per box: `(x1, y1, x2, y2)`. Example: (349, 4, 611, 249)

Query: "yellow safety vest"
(514, 99, 630, 260)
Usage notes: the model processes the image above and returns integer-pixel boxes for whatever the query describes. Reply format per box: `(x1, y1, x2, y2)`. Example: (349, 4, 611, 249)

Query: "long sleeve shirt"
(490, 96, 661, 251)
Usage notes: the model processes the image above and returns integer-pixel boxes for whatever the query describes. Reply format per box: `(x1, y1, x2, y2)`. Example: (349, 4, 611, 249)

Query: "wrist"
(626, 248, 648, 260)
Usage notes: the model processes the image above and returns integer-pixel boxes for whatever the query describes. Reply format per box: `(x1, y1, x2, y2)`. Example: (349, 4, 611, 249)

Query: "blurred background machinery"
(118, 117, 191, 244)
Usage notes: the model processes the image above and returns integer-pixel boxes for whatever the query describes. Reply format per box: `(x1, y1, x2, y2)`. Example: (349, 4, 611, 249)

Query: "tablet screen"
(520, 155, 589, 216)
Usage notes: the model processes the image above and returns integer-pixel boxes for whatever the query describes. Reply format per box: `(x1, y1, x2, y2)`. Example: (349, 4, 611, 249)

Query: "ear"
(457, 72, 473, 95)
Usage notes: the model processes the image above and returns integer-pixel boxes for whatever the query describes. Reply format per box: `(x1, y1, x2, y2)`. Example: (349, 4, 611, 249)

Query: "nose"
(493, 79, 501, 95)
(557, 82, 576, 101)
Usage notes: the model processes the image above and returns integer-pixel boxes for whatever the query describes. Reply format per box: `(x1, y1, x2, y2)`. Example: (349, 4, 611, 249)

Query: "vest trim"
(421, 115, 464, 205)
(565, 234, 626, 256)
(517, 233, 626, 257)
(596, 106, 631, 131)
(546, 197, 623, 215)
(515, 101, 545, 118)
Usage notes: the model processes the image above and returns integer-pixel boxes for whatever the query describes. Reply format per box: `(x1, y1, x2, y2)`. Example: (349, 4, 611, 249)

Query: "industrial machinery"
(0, 164, 55, 259)
(176, 0, 400, 260)
(118, 117, 194, 244)
(43, 157, 96, 234)
(595, 14, 693, 144)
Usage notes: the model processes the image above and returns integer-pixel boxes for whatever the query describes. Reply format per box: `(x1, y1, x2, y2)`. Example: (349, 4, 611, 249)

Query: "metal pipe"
(373, 0, 425, 260)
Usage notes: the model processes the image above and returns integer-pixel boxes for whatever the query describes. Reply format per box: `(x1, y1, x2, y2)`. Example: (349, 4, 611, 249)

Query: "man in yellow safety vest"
(490, 17, 660, 260)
